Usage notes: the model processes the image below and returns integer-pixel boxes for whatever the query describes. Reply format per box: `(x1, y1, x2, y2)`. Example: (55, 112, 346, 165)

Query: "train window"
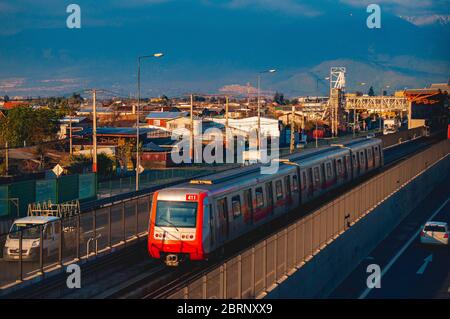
(275, 180, 283, 200)
(359, 151, 365, 164)
(352, 154, 358, 167)
(293, 175, 299, 191)
(284, 176, 292, 198)
(231, 195, 241, 218)
(374, 146, 379, 157)
(368, 148, 372, 160)
(326, 162, 332, 178)
(265, 182, 274, 208)
(255, 187, 264, 209)
(313, 167, 320, 184)
(336, 159, 343, 175)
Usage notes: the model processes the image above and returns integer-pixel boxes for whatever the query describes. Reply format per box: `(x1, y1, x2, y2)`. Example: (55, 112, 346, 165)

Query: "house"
(58, 116, 91, 139)
(140, 141, 175, 168)
(3, 101, 29, 109)
(145, 111, 189, 128)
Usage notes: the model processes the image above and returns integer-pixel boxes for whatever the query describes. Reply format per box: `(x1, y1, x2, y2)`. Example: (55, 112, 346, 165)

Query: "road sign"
(136, 164, 145, 174)
(52, 164, 64, 177)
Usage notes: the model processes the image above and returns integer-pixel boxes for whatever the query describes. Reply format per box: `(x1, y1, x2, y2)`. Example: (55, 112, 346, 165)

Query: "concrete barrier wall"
(167, 140, 450, 299)
(267, 143, 450, 298)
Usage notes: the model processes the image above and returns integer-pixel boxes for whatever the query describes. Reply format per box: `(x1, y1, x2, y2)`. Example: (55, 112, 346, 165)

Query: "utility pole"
(315, 120, 318, 148)
(257, 75, 261, 151)
(290, 105, 295, 154)
(190, 94, 194, 161)
(225, 95, 229, 149)
(92, 89, 97, 173)
(69, 115, 73, 156)
(5, 141, 8, 176)
(247, 82, 250, 109)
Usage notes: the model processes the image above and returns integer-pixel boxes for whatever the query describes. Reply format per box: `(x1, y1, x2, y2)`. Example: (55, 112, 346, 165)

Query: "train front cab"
(148, 190, 207, 266)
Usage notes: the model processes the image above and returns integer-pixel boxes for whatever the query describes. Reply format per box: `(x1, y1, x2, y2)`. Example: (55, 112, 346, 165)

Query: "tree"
(274, 92, 285, 105)
(34, 144, 48, 170)
(0, 106, 61, 147)
(116, 138, 134, 170)
(97, 153, 114, 178)
(66, 155, 90, 174)
(368, 86, 375, 96)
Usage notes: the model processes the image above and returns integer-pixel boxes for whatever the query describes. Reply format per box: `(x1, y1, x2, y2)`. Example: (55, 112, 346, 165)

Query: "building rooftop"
(145, 111, 189, 120)
(77, 127, 158, 137)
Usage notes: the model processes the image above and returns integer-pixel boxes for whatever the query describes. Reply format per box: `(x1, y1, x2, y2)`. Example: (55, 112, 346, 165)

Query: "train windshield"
(155, 201, 198, 228)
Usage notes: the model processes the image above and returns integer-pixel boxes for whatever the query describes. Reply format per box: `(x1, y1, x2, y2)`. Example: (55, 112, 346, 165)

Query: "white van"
(3, 216, 61, 261)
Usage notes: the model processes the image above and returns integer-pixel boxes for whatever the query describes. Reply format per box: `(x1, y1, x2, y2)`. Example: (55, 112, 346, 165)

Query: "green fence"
(0, 185, 9, 218)
(0, 173, 97, 219)
(35, 179, 57, 203)
(79, 173, 96, 200)
(9, 180, 35, 218)
(57, 175, 79, 203)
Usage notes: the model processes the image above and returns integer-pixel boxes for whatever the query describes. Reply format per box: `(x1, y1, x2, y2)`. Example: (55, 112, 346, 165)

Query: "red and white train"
(148, 138, 384, 265)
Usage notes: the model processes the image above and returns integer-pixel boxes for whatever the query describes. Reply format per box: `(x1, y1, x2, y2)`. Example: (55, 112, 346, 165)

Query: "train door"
(367, 147, 373, 169)
(345, 155, 351, 180)
(324, 162, 332, 189)
(254, 186, 265, 222)
(300, 170, 307, 201)
(313, 166, 320, 195)
(352, 152, 358, 177)
(320, 163, 326, 191)
(203, 202, 214, 252)
(293, 174, 300, 205)
(265, 182, 274, 214)
(243, 189, 253, 225)
(362, 150, 367, 172)
(231, 195, 242, 237)
(217, 198, 229, 241)
(284, 175, 292, 204)
(275, 180, 284, 204)
(336, 158, 343, 183)
(373, 145, 380, 167)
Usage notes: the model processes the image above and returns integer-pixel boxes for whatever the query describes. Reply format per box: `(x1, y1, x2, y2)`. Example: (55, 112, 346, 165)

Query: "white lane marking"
(359, 197, 450, 299)
(416, 254, 433, 275)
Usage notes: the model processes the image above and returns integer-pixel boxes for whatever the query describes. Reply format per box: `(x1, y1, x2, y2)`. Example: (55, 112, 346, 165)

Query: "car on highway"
(420, 221, 449, 246)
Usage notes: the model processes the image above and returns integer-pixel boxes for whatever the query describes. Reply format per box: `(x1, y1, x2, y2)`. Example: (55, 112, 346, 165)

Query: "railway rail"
(1, 133, 444, 299)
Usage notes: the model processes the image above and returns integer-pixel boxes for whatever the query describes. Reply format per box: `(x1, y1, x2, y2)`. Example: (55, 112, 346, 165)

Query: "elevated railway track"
(2, 130, 445, 299)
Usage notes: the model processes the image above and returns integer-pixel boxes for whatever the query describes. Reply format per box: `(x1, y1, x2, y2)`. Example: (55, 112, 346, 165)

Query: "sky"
(0, 0, 449, 98)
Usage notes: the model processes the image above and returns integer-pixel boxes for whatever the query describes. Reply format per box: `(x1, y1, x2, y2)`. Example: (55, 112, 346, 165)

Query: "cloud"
(0, 78, 26, 90)
(217, 0, 322, 16)
(341, 0, 449, 16)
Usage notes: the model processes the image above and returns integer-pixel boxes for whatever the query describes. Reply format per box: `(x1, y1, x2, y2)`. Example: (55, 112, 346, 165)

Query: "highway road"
(330, 179, 450, 299)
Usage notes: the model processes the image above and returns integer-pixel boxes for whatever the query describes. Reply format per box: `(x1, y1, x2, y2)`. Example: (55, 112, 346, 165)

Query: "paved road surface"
(331, 180, 450, 299)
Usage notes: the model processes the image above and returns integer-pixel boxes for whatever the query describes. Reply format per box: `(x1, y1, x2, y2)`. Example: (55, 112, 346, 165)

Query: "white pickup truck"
(3, 216, 64, 261)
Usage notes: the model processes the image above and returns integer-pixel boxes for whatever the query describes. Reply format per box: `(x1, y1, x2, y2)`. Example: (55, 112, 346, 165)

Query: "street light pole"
(257, 74, 261, 151)
(136, 52, 164, 191)
(256, 69, 276, 152)
(92, 89, 97, 173)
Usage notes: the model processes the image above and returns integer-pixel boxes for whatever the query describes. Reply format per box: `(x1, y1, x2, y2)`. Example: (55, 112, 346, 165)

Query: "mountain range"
(0, 1, 448, 98)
